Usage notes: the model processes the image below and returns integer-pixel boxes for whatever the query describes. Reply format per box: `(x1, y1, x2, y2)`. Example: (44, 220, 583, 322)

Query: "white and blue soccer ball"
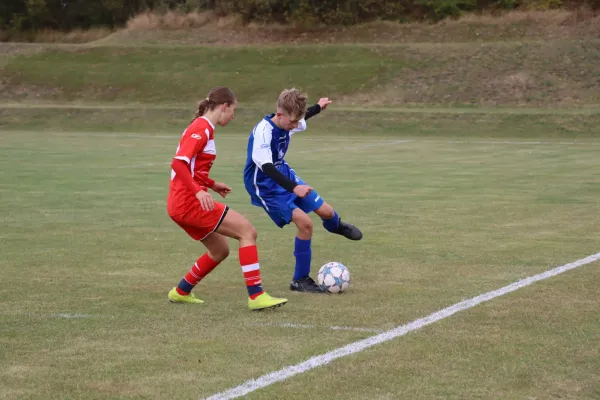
(317, 262, 350, 294)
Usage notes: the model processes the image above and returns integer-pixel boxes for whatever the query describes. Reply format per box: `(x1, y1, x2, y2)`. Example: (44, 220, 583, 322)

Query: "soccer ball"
(317, 262, 350, 294)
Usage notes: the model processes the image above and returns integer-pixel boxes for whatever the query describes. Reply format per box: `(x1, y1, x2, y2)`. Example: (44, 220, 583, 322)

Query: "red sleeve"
(171, 158, 206, 194)
(174, 130, 208, 163)
(204, 176, 215, 188)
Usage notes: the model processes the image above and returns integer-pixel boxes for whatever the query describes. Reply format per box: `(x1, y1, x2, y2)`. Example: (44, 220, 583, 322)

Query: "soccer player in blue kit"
(243, 88, 363, 293)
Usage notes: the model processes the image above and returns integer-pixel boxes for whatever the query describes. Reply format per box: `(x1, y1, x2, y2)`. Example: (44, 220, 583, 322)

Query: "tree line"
(1, 0, 597, 32)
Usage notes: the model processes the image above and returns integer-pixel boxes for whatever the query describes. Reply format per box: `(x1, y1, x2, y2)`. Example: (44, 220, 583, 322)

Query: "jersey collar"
(200, 116, 216, 131)
(265, 114, 286, 133)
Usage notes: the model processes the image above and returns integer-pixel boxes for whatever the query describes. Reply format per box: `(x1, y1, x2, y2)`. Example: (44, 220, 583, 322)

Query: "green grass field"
(2, 124, 599, 399)
(1, 26, 600, 399)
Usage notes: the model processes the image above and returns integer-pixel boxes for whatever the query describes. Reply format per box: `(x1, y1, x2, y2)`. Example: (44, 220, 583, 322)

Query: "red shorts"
(169, 201, 229, 241)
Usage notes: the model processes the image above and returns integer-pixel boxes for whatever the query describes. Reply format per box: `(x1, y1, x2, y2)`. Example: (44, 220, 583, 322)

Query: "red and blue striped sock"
(176, 253, 220, 295)
(239, 245, 264, 299)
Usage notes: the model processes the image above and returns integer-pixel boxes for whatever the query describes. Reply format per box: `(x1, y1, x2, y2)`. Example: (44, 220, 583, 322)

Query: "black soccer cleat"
(290, 276, 326, 293)
(337, 220, 363, 241)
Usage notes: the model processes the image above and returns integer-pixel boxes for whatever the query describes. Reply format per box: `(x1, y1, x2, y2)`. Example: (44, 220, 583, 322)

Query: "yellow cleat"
(168, 287, 204, 304)
(248, 292, 288, 311)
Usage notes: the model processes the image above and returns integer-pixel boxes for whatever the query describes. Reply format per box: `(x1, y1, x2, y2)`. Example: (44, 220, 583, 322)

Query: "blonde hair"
(276, 88, 307, 120)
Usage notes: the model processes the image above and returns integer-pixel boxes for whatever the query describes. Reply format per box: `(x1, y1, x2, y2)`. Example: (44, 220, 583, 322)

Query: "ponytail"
(193, 87, 236, 121)
(195, 98, 211, 119)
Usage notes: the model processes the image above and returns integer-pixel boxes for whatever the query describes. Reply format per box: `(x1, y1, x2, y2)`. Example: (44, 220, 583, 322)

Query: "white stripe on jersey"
(190, 154, 197, 177)
(174, 155, 190, 163)
(171, 155, 190, 180)
(253, 165, 269, 211)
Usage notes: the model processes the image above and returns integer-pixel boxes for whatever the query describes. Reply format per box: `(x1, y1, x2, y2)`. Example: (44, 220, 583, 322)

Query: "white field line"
(55, 313, 92, 318)
(13, 130, 595, 169)
(5, 130, 600, 146)
(118, 137, 599, 168)
(437, 139, 600, 146)
(41, 131, 600, 146)
(118, 162, 171, 169)
(294, 139, 413, 154)
(117, 139, 414, 168)
(249, 322, 383, 333)
(46, 316, 379, 333)
(203, 251, 600, 400)
(3, 102, 599, 115)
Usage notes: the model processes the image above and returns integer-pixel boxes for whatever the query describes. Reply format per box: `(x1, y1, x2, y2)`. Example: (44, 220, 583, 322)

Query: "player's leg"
(289, 208, 325, 293)
(292, 177, 363, 241)
(215, 208, 288, 310)
(168, 232, 229, 303)
(313, 202, 363, 241)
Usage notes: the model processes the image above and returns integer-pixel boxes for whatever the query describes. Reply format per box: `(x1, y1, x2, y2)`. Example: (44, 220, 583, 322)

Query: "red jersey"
(168, 117, 217, 215)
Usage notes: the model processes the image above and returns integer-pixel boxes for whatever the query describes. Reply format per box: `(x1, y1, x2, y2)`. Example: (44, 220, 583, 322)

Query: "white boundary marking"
(118, 139, 414, 168)
(5, 130, 600, 146)
(10, 130, 595, 169)
(118, 162, 171, 169)
(250, 322, 383, 333)
(204, 252, 600, 400)
(294, 139, 413, 154)
(55, 313, 91, 319)
(117, 137, 599, 168)
(3, 102, 599, 116)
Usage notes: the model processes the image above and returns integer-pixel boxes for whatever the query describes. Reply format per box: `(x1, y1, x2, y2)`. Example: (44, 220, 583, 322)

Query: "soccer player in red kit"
(167, 87, 287, 311)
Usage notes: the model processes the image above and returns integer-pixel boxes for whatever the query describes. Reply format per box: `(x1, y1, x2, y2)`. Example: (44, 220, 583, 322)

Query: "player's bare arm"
(211, 182, 232, 198)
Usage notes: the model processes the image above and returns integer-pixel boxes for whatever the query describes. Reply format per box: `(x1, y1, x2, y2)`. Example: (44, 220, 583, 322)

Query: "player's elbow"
(172, 157, 188, 166)
(252, 156, 264, 170)
(171, 158, 188, 171)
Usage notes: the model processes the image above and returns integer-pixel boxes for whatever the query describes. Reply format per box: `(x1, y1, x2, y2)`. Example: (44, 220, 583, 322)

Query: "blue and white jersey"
(243, 114, 307, 210)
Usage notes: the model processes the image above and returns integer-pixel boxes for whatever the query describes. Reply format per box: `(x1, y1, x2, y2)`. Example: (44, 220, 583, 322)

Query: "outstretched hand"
(212, 182, 232, 198)
(318, 98, 332, 110)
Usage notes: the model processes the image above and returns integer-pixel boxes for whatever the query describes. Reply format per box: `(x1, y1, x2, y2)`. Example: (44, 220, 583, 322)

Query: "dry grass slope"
(104, 9, 600, 45)
(342, 41, 600, 106)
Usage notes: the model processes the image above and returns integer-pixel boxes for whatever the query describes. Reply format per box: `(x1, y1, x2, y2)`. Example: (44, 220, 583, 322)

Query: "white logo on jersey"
(191, 133, 202, 140)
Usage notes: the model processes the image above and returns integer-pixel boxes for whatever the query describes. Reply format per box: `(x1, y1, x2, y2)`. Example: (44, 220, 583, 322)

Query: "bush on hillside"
(0, 0, 596, 32)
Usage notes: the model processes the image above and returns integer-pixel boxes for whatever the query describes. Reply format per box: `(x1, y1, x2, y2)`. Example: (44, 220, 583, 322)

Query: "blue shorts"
(264, 188, 325, 228)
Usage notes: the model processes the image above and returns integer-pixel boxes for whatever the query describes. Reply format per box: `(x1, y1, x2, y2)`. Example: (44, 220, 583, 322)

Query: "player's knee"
(317, 203, 334, 219)
(211, 246, 230, 262)
(249, 224, 258, 241)
(296, 218, 313, 236)
(240, 222, 258, 242)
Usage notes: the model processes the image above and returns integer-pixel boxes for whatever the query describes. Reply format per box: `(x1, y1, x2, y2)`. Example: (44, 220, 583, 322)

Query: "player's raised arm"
(291, 97, 331, 135)
(305, 97, 332, 120)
